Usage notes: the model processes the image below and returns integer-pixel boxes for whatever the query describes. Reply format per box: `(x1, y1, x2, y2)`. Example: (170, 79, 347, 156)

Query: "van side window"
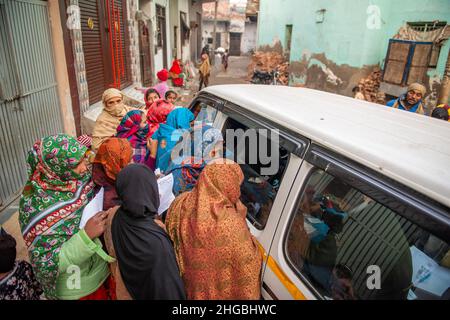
(191, 101, 218, 125)
(222, 117, 290, 229)
(286, 169, 450, 300)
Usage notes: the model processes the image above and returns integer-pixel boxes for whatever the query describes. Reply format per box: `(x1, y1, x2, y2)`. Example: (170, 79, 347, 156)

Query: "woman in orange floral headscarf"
(165, 159, 262, 300)
(92, 137, 133, 210)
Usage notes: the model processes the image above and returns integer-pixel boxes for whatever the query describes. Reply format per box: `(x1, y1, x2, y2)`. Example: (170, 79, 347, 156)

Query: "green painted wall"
(258, 0, 450, 77)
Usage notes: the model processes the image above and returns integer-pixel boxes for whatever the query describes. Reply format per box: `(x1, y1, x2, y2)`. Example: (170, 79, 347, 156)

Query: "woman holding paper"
(104, 164, 186, 300)
(19, 134, 115, 300)
(166, 159, 262, 299)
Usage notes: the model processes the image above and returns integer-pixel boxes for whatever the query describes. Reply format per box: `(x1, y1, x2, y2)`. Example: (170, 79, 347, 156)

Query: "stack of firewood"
(358, 68, 386, 104)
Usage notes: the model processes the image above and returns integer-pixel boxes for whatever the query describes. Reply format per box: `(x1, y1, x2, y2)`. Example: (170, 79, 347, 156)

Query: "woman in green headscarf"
(19, 134, 115, 300)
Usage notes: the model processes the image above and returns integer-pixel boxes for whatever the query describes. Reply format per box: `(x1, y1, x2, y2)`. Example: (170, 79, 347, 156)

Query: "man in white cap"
(386, 82, 426, 114)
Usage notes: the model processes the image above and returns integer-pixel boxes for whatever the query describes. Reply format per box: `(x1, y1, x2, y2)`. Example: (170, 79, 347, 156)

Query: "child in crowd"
(165, 90, 178, 105)
(144, 88, 161, 110)
(0, 227, 43, 300)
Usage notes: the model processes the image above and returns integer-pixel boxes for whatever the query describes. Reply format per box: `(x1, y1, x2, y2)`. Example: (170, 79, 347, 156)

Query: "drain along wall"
(257, 0, 450, 99)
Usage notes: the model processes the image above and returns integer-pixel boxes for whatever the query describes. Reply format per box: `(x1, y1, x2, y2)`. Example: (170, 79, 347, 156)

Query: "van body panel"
(201, 85, 450, 208)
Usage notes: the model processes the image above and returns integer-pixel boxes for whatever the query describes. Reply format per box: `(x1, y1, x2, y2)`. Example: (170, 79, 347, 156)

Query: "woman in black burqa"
(108, 163, 186, 300)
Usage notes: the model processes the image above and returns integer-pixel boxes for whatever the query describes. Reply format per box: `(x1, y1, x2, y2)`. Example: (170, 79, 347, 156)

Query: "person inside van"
(386, 83, 426, 114)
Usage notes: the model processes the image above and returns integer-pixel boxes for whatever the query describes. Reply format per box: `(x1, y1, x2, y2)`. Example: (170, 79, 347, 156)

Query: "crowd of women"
(1, 83, 262, 300)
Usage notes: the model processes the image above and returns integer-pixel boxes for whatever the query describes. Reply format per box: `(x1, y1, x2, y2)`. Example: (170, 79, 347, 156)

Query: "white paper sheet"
(410, 245, 450, 297)
(157, 174, 175, 215)
(79, 187, 104, 229)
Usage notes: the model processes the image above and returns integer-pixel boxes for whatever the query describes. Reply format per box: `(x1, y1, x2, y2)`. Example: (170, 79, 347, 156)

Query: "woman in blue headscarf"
(150, 108, 195, 173)
(165, 124, 224, 196)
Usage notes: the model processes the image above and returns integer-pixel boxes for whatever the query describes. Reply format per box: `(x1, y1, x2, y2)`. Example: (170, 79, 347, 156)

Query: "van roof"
(203, 85, 450, 208)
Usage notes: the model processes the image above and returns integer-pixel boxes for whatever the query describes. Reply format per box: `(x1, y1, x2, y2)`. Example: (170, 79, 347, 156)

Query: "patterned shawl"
(146, 99, 175, 138)
(92, 88, 134, 151)
(116, 110, 149, 164)
(19, 134, 94, 299)
(166, 160, 262, 299)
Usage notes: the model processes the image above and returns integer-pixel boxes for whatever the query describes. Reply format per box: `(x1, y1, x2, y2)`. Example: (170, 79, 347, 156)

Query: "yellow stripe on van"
(256, 241, 307, 300)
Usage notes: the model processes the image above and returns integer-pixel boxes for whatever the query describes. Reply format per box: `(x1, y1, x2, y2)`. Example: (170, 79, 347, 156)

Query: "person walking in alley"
(0, 227, 43, 300)
(92, 138, 133, 210)
(386, 83, 426, 114)
(222, 49, 229, 72)
(198, 52, 211, 91)
(92, 88, 135, 152)
(19, 134, 115, 300)
(103, 164, 186, 300)
(165, 159, 262, 300)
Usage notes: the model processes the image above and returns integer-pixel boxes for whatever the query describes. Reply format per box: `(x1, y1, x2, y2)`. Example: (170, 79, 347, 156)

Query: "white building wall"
(202, 20, 229, 49)
(241, 21, 257, 54)
(152, 0, 172, 75)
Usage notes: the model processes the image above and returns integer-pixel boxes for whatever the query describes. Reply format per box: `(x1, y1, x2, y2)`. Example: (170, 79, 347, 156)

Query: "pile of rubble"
(357, 68, 386, 104)
(247, 51, 290, 85)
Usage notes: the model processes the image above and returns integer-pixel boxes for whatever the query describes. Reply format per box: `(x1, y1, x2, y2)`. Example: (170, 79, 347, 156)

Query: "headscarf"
(169, 60, 182, 75)
(407, 82, 426, 97)
(116, 110, 149, 164)
(144, 88, 161, 110)
(146, 99, 175, 137)
(111, 164, 186, 300)
(92, 138, 133, 210)
(19, 134, 94, 299)
(166, 125, 224, 195)
(153, 108, 194, 173)
(166, 160, 262, 299)
(157, 69, 169, 82)
(92, 88, 134, 151)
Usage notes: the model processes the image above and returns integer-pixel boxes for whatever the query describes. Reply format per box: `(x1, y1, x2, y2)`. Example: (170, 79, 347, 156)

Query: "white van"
(188, 84, 450, 300)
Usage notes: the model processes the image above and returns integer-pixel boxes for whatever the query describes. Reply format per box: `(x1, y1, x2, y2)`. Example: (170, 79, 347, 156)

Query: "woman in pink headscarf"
(146, 99, 175, 138)
(146, 99, 175, 170)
